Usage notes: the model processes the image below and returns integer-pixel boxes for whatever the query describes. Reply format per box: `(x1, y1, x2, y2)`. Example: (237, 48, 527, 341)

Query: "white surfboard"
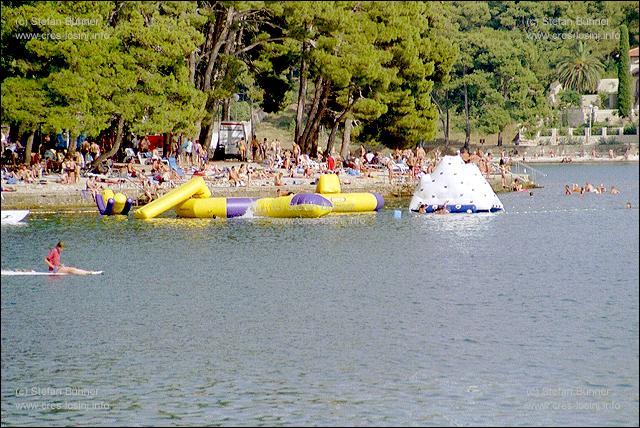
(1, 270, 103, 276)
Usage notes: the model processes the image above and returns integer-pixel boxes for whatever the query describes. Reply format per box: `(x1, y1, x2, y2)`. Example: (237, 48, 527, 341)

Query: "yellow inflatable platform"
(176, 196, 256, 218)
(315, 174, 384, 213)
(176, 194, 332, 218)
(254, 194, 332, 218)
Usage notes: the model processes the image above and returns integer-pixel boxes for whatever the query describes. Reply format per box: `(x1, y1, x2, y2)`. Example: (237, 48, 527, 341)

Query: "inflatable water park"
(90, 155, 502, 219)
(409, 155, 504, 213)
(133, 174, 384, 219)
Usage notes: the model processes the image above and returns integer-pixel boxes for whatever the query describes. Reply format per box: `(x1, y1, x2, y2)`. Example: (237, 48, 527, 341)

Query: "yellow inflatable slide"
(134, 176, 211, 219)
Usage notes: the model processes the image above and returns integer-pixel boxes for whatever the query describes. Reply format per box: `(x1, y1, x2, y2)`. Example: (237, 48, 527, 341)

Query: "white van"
(210, 121, 250, 160)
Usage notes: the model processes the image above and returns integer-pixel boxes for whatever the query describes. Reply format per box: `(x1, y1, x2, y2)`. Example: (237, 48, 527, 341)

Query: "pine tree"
(617, 25, 631, 118)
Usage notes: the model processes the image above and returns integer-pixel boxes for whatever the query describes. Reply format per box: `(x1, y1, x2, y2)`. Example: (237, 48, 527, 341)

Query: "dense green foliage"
(617, 25, 632, 118)
(1, 1, 637, 158)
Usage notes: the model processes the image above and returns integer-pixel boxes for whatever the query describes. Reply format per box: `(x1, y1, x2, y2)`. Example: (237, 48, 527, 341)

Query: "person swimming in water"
(512, 178, 523, 192)
(45, 241, 93, 275)
(434, 202, 449, 215)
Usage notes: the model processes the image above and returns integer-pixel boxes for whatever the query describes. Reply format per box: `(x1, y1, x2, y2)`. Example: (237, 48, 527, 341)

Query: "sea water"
(1, 163, 638, 426)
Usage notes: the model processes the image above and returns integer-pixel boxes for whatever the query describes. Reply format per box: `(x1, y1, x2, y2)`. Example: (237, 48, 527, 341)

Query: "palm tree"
(556, 41, 604, 94)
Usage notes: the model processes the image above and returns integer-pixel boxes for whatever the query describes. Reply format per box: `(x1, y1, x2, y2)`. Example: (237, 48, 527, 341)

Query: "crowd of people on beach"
(1, 132, 109, 186)
(2, 126, 635, 208)
(0, 128, 527, 204)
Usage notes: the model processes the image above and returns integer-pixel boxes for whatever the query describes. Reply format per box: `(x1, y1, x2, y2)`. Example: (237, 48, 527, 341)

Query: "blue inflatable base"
(412, 204, 504, 214)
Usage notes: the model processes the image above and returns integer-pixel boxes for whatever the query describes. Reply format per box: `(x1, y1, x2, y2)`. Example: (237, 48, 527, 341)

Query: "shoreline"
(515, 155, 639, 163)
(2, 157, 636, 211)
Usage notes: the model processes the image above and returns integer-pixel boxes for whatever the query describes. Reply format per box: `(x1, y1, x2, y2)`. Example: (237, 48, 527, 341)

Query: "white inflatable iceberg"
(409, 155, 503, 213)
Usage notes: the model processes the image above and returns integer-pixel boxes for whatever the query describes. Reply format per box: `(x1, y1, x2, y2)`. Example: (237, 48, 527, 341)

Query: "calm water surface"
(1, 163, 638, 426)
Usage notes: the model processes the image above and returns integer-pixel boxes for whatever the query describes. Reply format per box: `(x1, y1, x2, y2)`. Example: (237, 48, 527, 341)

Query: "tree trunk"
(308, 84, 330, 156)
(24, 130, 35, 165)
(463, 66, 470, 149)
(309, 130, 319, 157)
(198, 122, 210, 149)
(222, 99, 230, 121)
(163, 132, 170, 158)
(434, 93, 448, 146)
(203, 7, 235, 91)
(497, 84, 508, 147)
(445, 107, 450, 147)
(295, 40, 308, 144)
(199, 101, 221, 152)
(67, 131, 75, 154)
(325, 117, 339, 156)
(193, 7, 235, 145)
(325, 92, 357, 156)
(91, 116, 125, 168)
(340, 118, 353, 159)
(202, 107, 218, 150)
(299, 76, 324, 152)
(217, 22, 238, 123)
(192, 120, 202, 143)
(188, 50, 196, 84)
(437, 113, 445, 140)
(444, 90, 450, 147)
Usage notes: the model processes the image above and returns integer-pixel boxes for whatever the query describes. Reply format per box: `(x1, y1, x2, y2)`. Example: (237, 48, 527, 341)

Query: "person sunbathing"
(276, 188, 294, 197)
(86, 176, 100, 194)
(228, 166, 244, 187)
(304, 166, 314, 178)
(126, 161, 137, 178)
